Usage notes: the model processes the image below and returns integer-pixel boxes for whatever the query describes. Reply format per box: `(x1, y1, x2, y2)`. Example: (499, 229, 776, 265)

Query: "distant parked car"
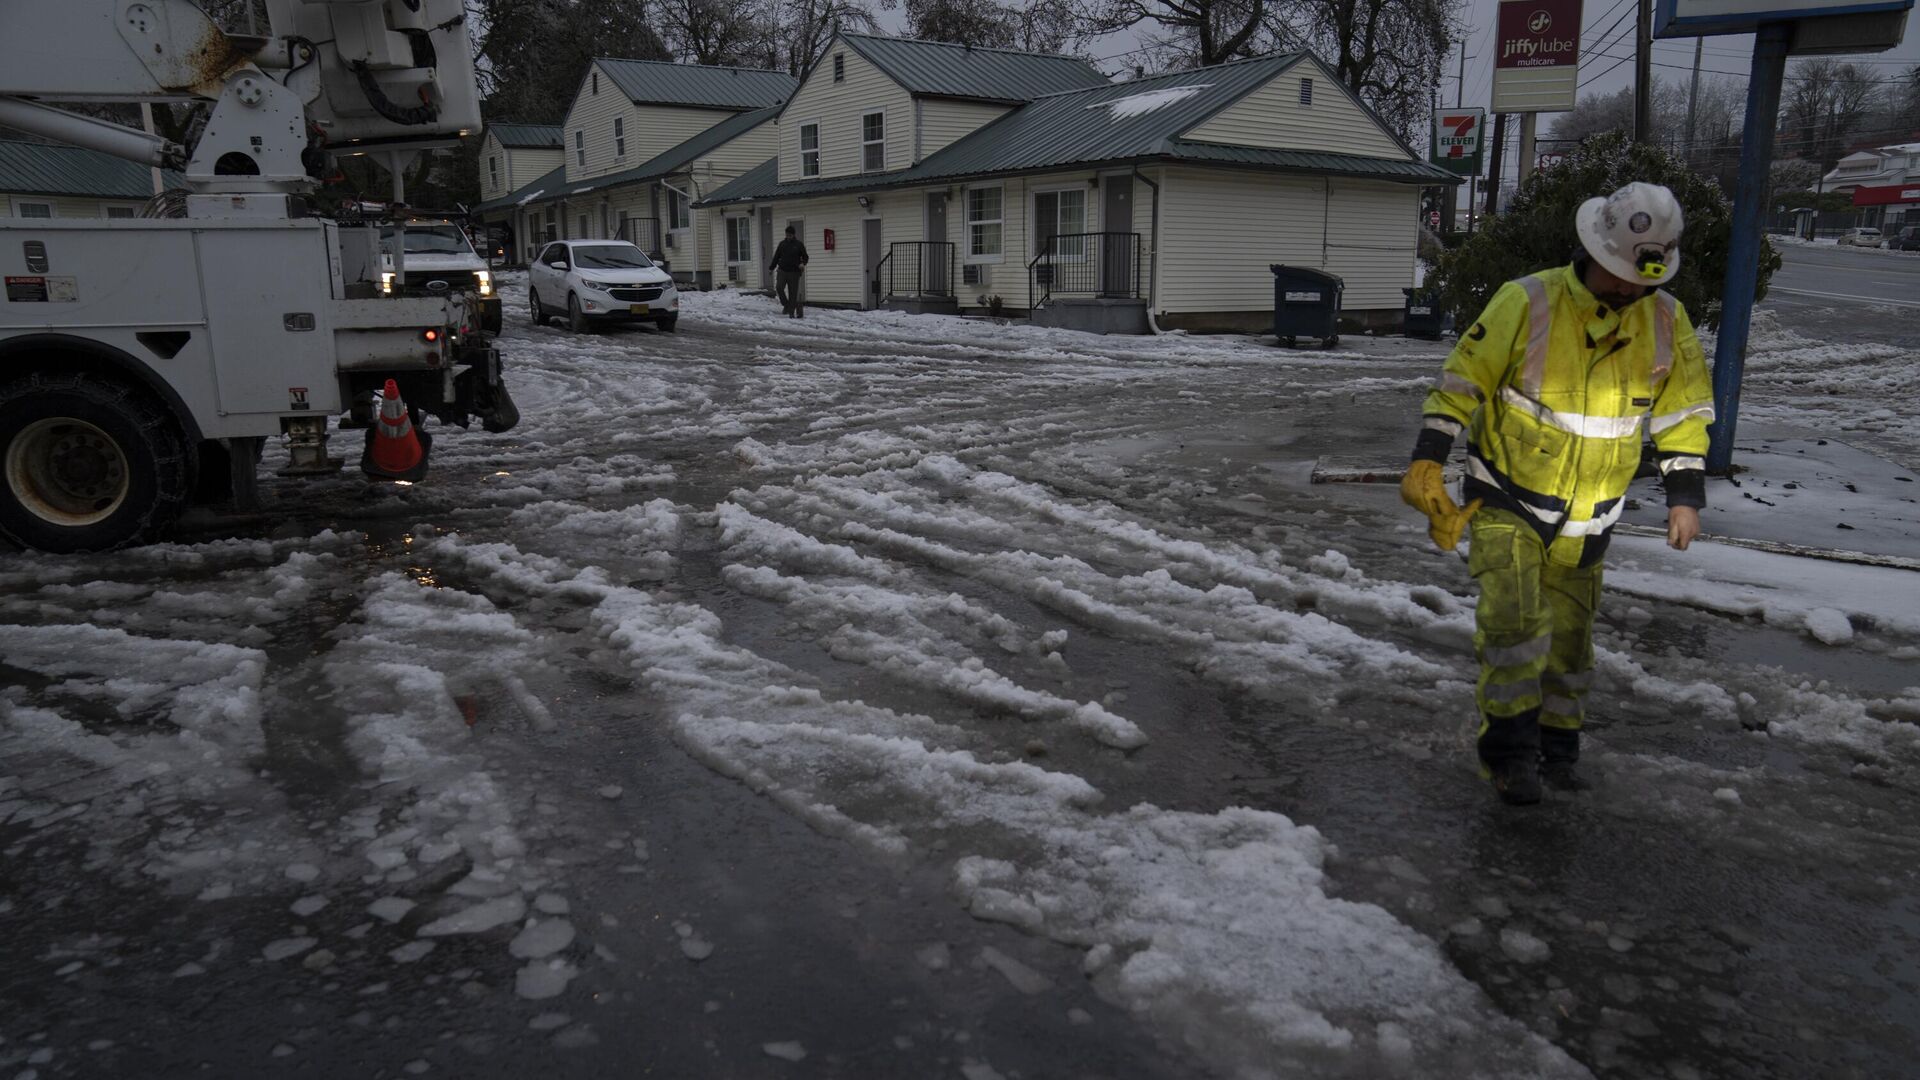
(1838, 227, 1883, 248)
(528, 240, 679, 333)
(1891, 225, 1920, 252)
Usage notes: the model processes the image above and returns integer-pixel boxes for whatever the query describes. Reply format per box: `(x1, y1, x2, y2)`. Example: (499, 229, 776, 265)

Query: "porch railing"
(877, 241, 957, 301)
(617, 216, 665, 259)
(1028, 231, 1143, 310)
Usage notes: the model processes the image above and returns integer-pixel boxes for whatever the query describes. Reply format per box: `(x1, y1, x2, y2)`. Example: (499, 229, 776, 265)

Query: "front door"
(1101, 174, 1135, 298)
(863, 218, 883, 309)
(924, 193, 949, 297)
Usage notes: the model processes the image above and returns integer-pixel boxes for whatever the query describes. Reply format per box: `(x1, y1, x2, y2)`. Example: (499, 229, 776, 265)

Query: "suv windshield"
(572, 244, 654, 270)
(379, 224, 475, 255)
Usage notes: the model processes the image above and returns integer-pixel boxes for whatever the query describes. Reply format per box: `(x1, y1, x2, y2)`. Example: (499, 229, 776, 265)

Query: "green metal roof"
(0, 138, 181, 200)
(552, 107, 778, 199)
(594, 58, 796, 110)
(485, 123, 562, 149)
(837, 33, 1110, 104)
(699, 54, 1457, 208)
(471, 164, 566, 214)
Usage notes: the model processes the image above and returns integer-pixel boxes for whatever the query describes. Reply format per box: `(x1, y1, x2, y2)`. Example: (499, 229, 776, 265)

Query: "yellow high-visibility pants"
(1466, 508, 1602, 765)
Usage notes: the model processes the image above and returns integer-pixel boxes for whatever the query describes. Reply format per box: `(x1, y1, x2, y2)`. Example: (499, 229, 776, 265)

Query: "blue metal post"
(1706, 22, 1791, 475)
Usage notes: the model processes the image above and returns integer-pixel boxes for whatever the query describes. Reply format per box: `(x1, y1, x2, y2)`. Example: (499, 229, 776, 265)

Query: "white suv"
(529, 241, 680, 333)
(1838, 227, 1883, 248)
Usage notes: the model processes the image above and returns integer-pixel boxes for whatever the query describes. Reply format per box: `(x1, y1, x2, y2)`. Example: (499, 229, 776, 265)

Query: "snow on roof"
(1087, 84, 1210, 122)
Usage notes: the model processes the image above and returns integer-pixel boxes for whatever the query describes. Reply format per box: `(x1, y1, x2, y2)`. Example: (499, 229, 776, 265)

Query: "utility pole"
(1519, 113, 1537, 184)
(1486, 112, 1509, 217)
(1452, 39, 1468, 233)
(1683, 36, 1705, 163)
(1634, 0, 1654, 144)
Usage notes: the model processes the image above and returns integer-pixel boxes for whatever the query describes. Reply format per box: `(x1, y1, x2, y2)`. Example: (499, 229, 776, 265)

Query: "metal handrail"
(616, 215, 665, 259)
(881, 241, 957, 301)
(1028, 231, 1142, 309)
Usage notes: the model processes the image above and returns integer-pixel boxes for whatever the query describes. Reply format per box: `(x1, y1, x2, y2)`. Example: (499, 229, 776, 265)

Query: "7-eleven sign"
(1431, 108, 1485, 177)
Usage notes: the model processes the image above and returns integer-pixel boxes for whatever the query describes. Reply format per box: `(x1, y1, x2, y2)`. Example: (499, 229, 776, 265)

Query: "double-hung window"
(574, 130, 585, 168)
(14, 201, 52, 218)
(799, 123, 820, 178)
(726, 216, 752, 263)
(1035, 188, 1087, 260)
(966, 186, 1002, 261)
(613, 117, 625, 158)
(669, 190, 690, 231)
(861, 111, 885, 173)
(488, 156, 499, 187)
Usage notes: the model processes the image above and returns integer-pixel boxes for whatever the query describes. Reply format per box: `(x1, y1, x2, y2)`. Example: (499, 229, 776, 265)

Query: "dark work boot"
(1489, 757, 1543, 805)
(1540, 727, 1590, 792)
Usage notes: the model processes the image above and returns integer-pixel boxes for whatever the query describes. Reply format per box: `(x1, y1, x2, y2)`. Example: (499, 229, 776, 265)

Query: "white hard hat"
(1576, 182, 1683, 286)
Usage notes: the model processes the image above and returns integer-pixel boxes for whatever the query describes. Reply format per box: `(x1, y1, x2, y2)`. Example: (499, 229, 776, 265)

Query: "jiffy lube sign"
(1491, 0, 1583, 111)
(1497, 0, 1583, 68)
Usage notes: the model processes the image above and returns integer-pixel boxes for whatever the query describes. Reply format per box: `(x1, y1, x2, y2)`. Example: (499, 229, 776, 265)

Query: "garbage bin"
(1270, 265, 1343, 348)
(1403, 287, 1445, 339)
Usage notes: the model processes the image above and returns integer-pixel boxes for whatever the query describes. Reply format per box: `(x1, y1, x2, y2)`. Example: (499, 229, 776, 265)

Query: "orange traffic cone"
(361, 378, 430, 481)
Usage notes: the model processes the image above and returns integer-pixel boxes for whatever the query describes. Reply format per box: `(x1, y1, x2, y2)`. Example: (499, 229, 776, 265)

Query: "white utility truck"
(0, 0, 517, 553)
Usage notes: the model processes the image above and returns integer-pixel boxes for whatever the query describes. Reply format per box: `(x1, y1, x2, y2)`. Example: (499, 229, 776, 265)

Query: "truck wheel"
(0, 373, 191, 553)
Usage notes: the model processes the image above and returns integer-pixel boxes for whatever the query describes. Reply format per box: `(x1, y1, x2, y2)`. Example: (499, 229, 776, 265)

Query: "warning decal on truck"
(5, 275, 78, 302)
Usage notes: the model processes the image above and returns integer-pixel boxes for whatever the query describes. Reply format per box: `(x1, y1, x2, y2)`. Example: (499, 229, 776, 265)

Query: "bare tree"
(1078, 0, 1268, 68)
(656, 0, 768, 66)
(1780, 58, 1879, 166)
(759, 0, 880, 74)
(1266, 0, 1457, 140)
(891, 0, 1077, 51)
(471, 0, 669, 121)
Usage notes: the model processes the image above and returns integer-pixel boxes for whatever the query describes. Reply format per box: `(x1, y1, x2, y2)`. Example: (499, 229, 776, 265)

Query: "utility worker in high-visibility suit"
(1403, 182, 1716, 805)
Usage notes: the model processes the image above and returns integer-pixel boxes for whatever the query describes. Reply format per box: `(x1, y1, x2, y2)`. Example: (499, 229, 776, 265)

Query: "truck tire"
(0, 373, 191, 553)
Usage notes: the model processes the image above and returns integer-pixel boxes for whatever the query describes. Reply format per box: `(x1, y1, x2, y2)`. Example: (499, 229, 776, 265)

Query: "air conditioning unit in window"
(727, 265, 741, 282)
(963, 264, 981, 286)
(665, 233, 676, 249)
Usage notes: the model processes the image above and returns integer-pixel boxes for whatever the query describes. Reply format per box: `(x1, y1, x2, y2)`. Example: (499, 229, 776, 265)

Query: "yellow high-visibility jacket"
(1413, 263, 1715, 564)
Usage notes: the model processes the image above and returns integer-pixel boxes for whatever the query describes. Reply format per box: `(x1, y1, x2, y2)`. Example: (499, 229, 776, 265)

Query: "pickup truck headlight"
(474, 269, 492, 297)
(380, 272, 395, 296)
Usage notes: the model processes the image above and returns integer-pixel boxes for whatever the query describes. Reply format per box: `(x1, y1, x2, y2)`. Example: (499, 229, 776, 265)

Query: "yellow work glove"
(1400, 459, 1483, 552)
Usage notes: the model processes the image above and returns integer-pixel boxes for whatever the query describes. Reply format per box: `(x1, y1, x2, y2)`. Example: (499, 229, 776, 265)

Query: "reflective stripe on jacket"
(1420, 264, 1714, 552)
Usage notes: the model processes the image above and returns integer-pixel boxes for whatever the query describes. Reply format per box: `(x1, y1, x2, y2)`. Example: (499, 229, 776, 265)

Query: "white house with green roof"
(0, 138, 179, 220)
(476, 124, 563, 210)
(472, 59, 796, 287)
(699, 38, 1458, 333)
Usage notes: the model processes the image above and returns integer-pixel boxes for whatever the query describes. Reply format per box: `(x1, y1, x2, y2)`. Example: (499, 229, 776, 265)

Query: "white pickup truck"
(379, 219, 504, 334)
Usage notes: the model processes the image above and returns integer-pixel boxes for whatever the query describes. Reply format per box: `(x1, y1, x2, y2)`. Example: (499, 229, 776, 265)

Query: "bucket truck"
(0, 0, 518, 553)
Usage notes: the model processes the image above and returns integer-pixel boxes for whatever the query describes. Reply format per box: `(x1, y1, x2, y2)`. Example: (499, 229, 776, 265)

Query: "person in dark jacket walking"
(769, 226, 809, 318)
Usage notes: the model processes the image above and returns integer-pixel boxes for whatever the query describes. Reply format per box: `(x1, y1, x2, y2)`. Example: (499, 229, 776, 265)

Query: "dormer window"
(834, 54, 845, 82)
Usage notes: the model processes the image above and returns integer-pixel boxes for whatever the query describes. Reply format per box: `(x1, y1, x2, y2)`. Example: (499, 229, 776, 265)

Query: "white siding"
(480, 131, 508, 201)
(777, 43, 913, 183)
(710, 210, 765, 290)
(917, 100, 1010, 161)
(509, 148, 562, 190)
(1184, 66, 1411, 161)
(689, 122, 778, 180)
(563, 63, 736, 183)
(1155, 167, 1415, 313)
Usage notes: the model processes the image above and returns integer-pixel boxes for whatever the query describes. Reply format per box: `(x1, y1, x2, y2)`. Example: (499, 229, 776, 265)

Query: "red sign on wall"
(1496, 0, 1582, 69)
(823, 228, 836, 251)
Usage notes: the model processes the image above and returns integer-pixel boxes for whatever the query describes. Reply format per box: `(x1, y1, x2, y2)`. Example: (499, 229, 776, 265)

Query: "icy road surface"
(3, 280, 1917, 1079)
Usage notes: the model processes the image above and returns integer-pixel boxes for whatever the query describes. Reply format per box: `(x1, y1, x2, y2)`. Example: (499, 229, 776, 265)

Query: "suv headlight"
(579, 278, 617, 291)
(474, 269, 492, 297)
